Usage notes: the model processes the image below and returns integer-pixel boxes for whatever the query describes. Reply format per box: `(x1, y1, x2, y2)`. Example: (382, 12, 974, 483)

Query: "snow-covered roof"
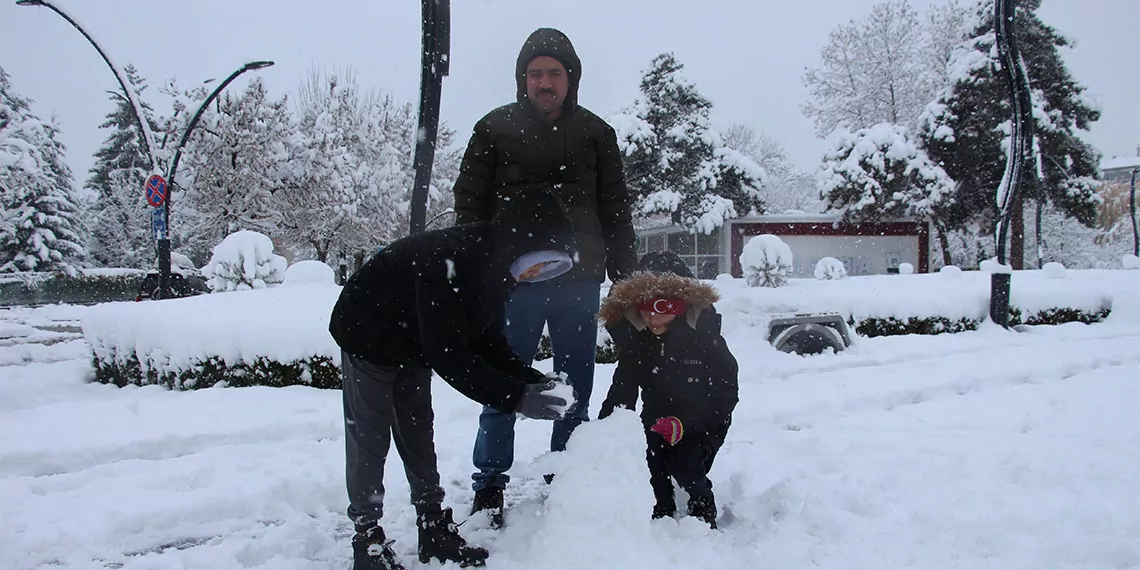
(1101, 155, 1140, 172)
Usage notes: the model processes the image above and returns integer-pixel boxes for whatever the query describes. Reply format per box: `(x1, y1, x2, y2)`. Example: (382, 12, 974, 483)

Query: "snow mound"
(1042, 262, 1067, 279)
(980, 258, 1013, 274)
(1123, 254, 1140, 270)
(814, 257, 848, 280)
(939, 265, 963, 276)
(283, 260, 335, 286)
(898, 262, 915, 275)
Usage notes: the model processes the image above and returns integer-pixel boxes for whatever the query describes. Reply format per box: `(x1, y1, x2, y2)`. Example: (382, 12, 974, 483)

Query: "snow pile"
(283, 260, 335, 286)
(939, 265, 962, 276)
(202, 230, 287, 292)
(814, 257, 847, 280)
(1042, 262, 1067, 279)
(898, 262, 915, 275)
(741, 235, 793, 288)
(980, 258, 1013, 274)
(1123, 254, 1140, 270)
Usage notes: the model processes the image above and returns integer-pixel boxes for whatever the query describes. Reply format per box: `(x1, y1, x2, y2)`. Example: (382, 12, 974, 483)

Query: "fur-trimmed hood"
(599, 271, 720, 330)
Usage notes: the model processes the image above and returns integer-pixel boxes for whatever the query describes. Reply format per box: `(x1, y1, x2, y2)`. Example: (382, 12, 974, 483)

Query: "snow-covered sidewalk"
(2, 306, 1139, 569)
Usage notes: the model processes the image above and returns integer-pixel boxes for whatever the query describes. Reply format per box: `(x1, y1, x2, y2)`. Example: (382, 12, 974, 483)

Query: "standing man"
(453, 27, 639, 527)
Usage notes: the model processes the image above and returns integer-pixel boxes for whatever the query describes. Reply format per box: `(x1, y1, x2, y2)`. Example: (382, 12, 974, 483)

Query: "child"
(598, 252, 739, 528)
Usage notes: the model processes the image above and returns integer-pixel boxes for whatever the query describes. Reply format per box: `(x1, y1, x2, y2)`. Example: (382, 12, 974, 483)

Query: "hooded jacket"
(597, 271, 739, 436)
(329, 191, 576, 413)
(452, 27, 638, 284)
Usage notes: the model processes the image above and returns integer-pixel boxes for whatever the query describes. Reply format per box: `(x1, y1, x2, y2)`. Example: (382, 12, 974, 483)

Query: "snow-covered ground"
(2, 274, 1139, 569)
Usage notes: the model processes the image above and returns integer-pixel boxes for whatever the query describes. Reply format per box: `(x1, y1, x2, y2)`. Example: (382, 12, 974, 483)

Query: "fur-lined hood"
(599, 271, 720, 330)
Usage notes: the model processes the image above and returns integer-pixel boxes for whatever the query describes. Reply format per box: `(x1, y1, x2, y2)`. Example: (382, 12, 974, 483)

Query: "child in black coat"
(598, 252, 739, 528)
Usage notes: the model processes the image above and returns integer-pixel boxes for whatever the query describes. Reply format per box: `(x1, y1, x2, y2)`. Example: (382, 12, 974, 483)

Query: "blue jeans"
(471, 278, 601, 491)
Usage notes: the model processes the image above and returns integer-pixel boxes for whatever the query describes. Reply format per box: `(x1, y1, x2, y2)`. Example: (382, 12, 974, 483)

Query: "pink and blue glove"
(650, 416, 684, 446)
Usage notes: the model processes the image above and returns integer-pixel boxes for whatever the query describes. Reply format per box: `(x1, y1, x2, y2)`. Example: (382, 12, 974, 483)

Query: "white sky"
(1, 0, 1136, 187)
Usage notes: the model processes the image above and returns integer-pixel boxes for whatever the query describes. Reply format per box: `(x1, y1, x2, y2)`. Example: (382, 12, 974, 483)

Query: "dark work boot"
(651, 486, 676, 520)
(417, 507, 489, 567)
(688, 495, 718, 529)
(470, 486, 504, 529)
(351, 525, 406, 570)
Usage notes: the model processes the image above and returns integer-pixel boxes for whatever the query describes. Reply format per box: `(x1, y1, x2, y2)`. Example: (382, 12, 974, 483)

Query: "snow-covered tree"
(612, 53, 766, 234)
(84, 64, 162, 268)
(803, 0, 969, 136)
(722, 123, 821, 213)
(740, 234, 793, 288)
(814, 257, 849, 280)
(179, 77, 292, 251)
(919, 0, 1102, 266)
(201, 230, 286, 291)
(817, 124, 957, 264)
(0, 67, 86, 274)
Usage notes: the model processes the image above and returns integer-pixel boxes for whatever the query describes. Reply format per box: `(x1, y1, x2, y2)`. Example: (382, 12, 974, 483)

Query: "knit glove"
(650, 416, 684, 446)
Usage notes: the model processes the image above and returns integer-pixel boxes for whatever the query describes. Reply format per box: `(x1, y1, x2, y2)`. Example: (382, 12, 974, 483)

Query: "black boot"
(688, 495, 718, 529)
(470, 486, 504, 529)
(352, 525, 406, 570)
(417, 507, 490, 567)
(651, 486, 676, 520)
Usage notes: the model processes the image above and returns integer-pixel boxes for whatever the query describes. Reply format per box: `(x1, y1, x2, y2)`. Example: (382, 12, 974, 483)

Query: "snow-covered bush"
(1042, 262, 1067, 279)
(939, 265, 963, 276)
(814, 257, 847, 280)
(202, 230, 287, 292)
(740, 234, 793, 288)
(898, 263, 915, 275)
(1124, 254, 1140, 270)
(283, 260, 335, 286)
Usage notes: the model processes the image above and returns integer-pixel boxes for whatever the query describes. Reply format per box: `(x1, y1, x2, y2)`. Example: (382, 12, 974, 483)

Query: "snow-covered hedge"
(80, 269, 1139, 390)
(83, 285, 342, 390)
(0, 268, 147, 307)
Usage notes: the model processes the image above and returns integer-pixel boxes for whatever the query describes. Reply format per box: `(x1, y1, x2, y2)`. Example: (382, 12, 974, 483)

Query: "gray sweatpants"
(342, 351, 445, 528)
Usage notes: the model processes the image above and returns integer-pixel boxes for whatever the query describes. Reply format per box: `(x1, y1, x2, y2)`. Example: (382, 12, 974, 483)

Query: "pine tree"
(817, 123, 958, 265)
(614, 53, 765, 234)
(0, 67, 86, 274)
(919, 0, 1102, 262)
(84, 64, 162, 268)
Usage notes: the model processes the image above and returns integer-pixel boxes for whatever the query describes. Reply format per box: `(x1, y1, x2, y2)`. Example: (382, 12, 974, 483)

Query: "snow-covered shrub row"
(1, 268, 147, 307)
(535, 327, 617, 364)
(83, 283, 342, 390)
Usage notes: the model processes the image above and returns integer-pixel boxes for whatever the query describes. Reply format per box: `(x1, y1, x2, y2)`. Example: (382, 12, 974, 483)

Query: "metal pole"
(156, 60, 274, 299)
(989, 0, 1034, 328)
(409, 0, 450, 235)
(16, 0, 159, 172)
(1130, 167, 1138, 257)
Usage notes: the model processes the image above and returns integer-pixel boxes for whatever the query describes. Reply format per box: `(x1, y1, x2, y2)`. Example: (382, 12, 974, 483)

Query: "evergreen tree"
(817, 123, 957, 265)
(84, 64, 162, 268)
(0, 67, 86, 273)
(919, 0, 1101, 254)
(614, 53, 765, 234)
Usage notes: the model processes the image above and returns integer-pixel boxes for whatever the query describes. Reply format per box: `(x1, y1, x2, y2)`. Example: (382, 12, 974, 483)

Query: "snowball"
(740, 234, 793, 288)
(202, 230, 287, 292)
(1123, 254, 1140, 270)
(283, 260, 335, 286)
(1042, 262, 1066, 279)
(897, 263, 915, 275)
(814, 257, 848, 280)
(939, 265, 963, 277)
(542, 372, 577, 417)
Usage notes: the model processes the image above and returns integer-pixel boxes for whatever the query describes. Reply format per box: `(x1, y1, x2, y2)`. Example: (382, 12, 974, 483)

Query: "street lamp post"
(16, 0, 159, 172)
(409, 0, 450, 235)
(156, 60, 274, 298)
(990, 0, 1035, 329)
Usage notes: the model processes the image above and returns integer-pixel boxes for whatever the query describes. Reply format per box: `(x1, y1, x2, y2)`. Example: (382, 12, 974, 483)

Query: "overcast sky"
(2, 0, 1136, 188)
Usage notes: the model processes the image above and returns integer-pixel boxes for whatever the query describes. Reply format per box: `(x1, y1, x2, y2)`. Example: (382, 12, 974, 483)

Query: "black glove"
(522, 367, 550, 385)
(515, 382, 568, 420)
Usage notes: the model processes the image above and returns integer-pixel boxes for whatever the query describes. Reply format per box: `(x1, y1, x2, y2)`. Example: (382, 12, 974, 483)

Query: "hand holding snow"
(541, 372, 576, 417)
